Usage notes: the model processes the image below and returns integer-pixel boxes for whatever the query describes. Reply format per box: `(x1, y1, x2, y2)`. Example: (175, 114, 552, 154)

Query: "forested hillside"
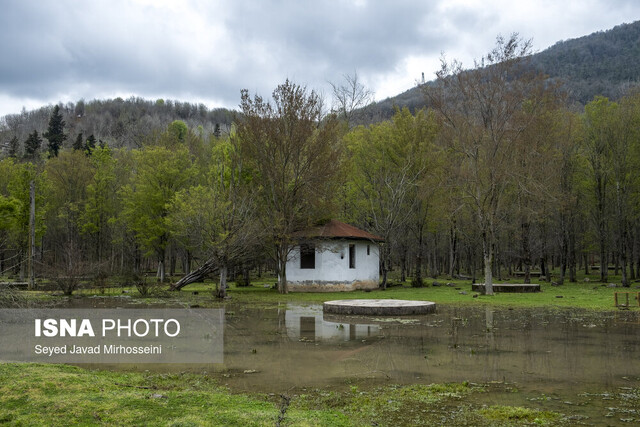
(364, 20, 640, 122)
(0, 98, 233, 156)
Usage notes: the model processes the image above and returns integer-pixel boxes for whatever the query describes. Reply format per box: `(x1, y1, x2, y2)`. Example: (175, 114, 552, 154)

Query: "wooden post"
(28, 180, 35, 290)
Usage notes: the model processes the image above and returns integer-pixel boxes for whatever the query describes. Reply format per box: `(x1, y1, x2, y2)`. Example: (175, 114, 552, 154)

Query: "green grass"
(0, 363, 278, 426)
(9, 269, 640, 311)
(175, 276, 639, 311)
(0, 364, 571, 426)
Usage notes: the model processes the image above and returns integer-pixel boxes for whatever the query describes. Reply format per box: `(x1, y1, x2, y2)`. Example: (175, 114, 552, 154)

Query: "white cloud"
(0, 0, 638, 117)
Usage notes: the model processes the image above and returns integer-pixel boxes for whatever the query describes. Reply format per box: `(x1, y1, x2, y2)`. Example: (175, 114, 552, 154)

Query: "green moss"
(477, 405, 562, 425)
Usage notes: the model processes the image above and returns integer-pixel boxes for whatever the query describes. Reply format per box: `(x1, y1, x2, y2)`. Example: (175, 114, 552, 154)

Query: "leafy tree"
(552, 109, 583, 284)
(0, 195, 19, 231)
(583, 96, 617, 282)
(168, 120, 188, 142)
(120, 146, 194, 282)
(345, 107, 439, 288)
(23, 131, 42, 160)
(44, 151, 94, 266)
(43, 105, 67, 157)
(5, 162, 49, 280)
(238, 80, 342, 294)
(81, 146, 118, 261)
(169, 134, 259, 294)
(609, 92, 640, 286)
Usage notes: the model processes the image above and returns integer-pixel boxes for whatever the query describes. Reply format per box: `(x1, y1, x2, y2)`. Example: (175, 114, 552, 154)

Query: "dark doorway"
(349, 244, 356, 269)
(300, 243, 315, 269)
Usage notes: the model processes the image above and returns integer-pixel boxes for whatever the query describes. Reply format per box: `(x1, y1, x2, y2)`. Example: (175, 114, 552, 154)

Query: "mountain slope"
(363, 20, 640, 122)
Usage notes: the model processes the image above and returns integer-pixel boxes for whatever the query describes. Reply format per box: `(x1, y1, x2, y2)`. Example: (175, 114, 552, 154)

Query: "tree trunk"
(19, 251, 25, 281)
(400, 248, 407, 282)
(157, 259, 165, 283)
(277, 244, 288, 294)
(216, 265, 228, 298)
(584, 253, 589, 276)
(28, 180, 35, 290)
(413, 233, 424, 287)
(630, 227, 636, 281)
(448, 222, 457, 279)
(380, 244, 390, 289)
(482, 231, 494, 295)
(568, 229, 577, 282)
(170, 258, 217, 290)
(242, 264, 251, 287)
(170, 246, 176, 277)
(521, 220, 531, 284)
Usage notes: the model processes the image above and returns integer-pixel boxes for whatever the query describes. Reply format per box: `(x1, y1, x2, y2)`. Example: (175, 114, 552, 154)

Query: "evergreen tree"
(86, 134, 97, 152)
(43, 105, 67, 157)
(7, 136, 19, 158)
(24, 130, 42, 159)
(73, 132, 84, 151)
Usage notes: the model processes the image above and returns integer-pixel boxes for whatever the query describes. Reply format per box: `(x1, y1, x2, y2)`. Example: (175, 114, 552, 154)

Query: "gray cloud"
(0, 0, 639, 116)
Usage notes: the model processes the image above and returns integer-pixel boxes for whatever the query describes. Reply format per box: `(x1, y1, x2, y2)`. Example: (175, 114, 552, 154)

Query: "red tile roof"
(293, 220, 384, 242)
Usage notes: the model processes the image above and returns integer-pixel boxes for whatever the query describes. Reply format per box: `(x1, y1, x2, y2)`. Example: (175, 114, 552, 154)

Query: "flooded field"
(62, 297, 640, 424)
(219, 304, 640, 391)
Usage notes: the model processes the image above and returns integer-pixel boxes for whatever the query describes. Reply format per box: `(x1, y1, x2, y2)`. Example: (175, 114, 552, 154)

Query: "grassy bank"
(7, 271, 640, 311)
(0, 363, 571, 426)
(216, 278, 639, 310)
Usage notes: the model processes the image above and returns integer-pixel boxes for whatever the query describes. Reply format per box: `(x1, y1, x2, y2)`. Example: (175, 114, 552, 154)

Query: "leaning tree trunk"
(170, 258, 218, 290)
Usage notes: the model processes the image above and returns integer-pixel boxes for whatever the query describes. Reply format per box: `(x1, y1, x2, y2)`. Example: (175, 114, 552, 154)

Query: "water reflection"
(285, 304, 380, 342)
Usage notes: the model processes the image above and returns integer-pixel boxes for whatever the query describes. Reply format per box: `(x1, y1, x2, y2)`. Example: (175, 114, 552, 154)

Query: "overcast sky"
(0, 0, 639, 118)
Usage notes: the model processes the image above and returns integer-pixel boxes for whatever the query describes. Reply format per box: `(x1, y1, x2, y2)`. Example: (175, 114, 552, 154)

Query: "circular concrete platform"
(323, 299, 436, 316)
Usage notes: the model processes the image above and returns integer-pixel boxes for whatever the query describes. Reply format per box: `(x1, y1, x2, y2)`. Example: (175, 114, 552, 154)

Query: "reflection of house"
(284, 304, 380, 342)
(287, 220, 383, 292)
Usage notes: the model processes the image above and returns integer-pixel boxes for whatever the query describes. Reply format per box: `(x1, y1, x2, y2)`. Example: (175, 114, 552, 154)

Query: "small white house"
(286, 220, 383, 292)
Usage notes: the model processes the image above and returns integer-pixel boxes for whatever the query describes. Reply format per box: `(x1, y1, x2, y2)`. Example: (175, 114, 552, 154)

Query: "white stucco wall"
(286, 240, 380, 291)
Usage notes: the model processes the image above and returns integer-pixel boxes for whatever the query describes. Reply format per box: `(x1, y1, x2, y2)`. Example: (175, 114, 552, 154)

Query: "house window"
(349, 244, 356, 269)
(367, 244, 370, 255)
(300, 243, 315, 269)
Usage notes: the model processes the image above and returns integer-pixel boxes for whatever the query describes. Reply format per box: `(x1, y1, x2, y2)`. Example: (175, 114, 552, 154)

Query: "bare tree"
(424, 34, 549, 294)
(330, 72, 374, 127)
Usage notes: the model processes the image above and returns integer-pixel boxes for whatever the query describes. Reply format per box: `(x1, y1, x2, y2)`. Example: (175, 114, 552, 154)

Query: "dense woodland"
(1, 33, 640, 295)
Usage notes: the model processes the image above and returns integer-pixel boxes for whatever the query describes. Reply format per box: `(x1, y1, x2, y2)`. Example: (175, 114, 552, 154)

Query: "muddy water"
(220, 303, 640, 394)
(62, 297, 640, 423)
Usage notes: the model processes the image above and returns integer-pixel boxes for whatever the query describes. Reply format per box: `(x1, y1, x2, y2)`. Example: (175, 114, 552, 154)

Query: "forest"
(1, 35, 640, 296)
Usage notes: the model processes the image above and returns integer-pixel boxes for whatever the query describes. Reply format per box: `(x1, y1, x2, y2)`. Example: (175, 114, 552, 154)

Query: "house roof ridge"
(294, 219, 384, 242)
